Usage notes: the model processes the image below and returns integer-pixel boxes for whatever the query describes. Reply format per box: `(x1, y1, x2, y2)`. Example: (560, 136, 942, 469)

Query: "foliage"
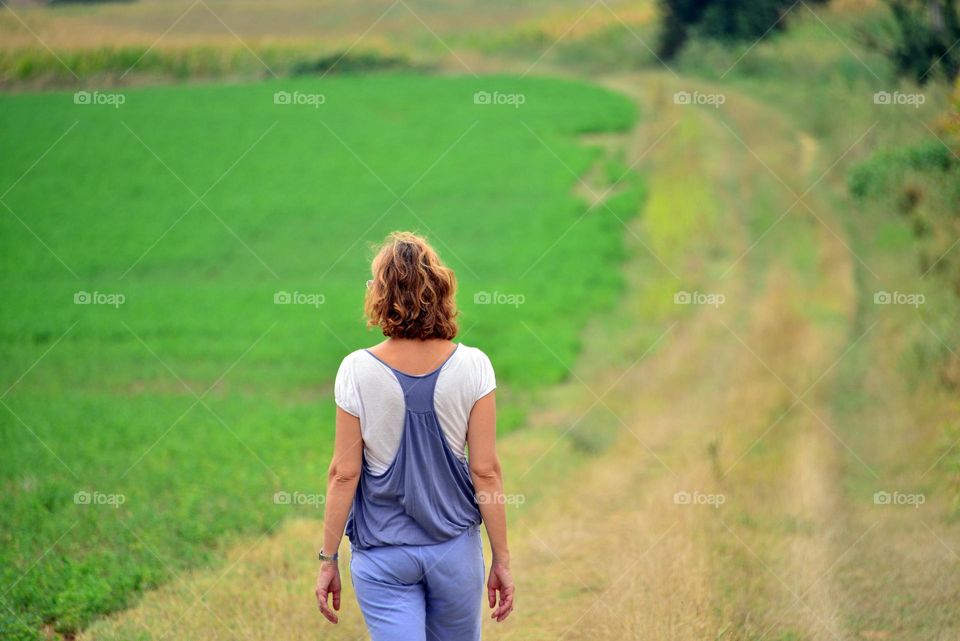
(878, 0, 960, 82)
(0, 46, 417, 87)
(46, 0, 136, 4)
(290, 51, 413, 76)
(656, 0, 827, 59)
(847, 140, 956, 198)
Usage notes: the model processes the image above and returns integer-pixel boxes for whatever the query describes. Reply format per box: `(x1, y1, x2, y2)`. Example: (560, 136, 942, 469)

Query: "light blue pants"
(350, 526, 485, 641)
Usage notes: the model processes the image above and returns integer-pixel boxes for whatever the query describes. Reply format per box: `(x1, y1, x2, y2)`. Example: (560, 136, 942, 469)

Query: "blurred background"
(0, 0, 958, 639)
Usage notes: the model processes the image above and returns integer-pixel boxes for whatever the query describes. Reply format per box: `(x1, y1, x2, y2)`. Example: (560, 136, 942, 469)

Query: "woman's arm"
(315, 407, 363, 624)
(467, 391, 515, 622)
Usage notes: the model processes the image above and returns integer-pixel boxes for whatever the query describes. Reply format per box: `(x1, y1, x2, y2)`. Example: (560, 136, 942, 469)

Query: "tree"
(657, 0, 809, 59)
(883, 0, 960, 82)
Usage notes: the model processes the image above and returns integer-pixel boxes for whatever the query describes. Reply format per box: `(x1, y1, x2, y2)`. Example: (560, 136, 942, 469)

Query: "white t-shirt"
(334, 344, 496, 475)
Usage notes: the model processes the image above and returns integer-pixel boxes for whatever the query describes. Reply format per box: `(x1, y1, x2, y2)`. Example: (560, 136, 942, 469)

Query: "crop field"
(0, 73, 642, 638)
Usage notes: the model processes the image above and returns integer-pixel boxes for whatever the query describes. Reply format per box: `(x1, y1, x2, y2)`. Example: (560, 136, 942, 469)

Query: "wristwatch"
(318, 549, 339, 562)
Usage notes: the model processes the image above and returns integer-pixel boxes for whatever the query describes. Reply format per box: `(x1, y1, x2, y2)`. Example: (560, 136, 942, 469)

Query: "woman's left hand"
(315, 561, 342, 623)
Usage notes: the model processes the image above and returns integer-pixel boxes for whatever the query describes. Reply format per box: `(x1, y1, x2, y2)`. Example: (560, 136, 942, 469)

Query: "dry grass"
(0, 0, 648, 51)
(0, 0, 657, 87)
(80, 517, 369, 641)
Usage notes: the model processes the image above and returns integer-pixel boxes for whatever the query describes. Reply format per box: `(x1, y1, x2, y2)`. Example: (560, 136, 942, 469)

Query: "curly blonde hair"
(364, 231, 459, 340)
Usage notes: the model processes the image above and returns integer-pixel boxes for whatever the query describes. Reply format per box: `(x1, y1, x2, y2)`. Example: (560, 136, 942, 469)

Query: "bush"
(46, 0, 136, 4)
(657, 0, 828, 58)
(289, 51, 413, 76)
(0, 45, 416, 88)
(848, 141, 955, 198)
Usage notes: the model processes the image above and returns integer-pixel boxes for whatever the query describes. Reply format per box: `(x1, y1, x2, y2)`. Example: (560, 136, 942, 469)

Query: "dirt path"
(488, 72, 864, 640)
(82, 68, 960, 641)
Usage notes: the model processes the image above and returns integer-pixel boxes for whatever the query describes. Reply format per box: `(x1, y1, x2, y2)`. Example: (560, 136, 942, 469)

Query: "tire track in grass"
(698, 85, 857, 641)
(705, 75, 955, 641)
(495, 71, 857, 640)
(595, 72, 861, 641)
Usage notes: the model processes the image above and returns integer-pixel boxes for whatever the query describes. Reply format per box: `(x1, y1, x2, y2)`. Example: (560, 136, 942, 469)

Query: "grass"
(0, 72, 642, 639)
(664, 6, 960, 637)
(0, 44, 419, 86)
(844, 111, 960, 520)
(0, 0, 609, 49)
(0, 0, 640, 86)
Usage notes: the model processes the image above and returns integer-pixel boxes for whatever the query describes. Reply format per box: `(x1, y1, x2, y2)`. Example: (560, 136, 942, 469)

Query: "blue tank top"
(345, 347, 483, 550)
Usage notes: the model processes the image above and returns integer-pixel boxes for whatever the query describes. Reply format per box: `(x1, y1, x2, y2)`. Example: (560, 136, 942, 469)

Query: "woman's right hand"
(315, 561, 342, 624)
(487, 561, 515, 622)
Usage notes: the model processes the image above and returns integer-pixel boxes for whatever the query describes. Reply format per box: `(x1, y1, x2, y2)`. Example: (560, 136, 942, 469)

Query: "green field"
(0, 73, 642, 638)
(3, 0, 960, 639)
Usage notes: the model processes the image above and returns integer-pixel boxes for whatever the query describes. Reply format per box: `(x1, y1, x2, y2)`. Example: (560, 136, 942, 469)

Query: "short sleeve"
(334, 354, 360, 417)
(474, 349, 497, 403)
